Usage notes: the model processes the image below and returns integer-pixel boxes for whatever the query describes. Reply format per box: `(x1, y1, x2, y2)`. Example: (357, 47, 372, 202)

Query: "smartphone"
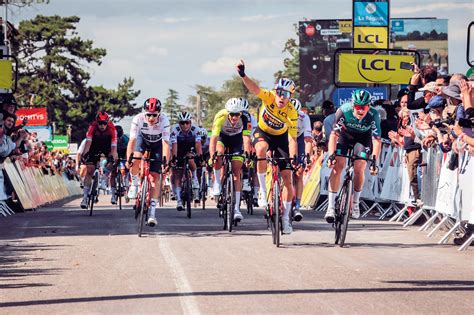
(400, 62, 413, 71)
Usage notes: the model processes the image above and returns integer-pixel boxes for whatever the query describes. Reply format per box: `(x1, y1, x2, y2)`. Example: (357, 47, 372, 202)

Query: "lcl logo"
(357, 34, 384, 44)
(357, 58, 397, 82)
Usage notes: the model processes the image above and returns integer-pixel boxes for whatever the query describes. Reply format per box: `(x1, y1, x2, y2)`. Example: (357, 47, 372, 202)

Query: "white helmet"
(240, 98, 249, 111)
(290, 98, 302, 111)
(274, 78, 296, 93)
(197, 127, 208, 139)
(225, 97, 246, 114)
(177, 111, 192, 121)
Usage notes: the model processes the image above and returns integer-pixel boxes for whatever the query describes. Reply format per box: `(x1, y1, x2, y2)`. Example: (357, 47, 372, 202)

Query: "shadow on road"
(1, 284, 473, 308)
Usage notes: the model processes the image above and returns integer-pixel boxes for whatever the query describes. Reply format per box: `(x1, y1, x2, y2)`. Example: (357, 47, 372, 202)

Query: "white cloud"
(146, 45, 168, 56)
(240, 14, 281, 22)
(201, 57, 282, 75)
(221, 41, 283, 57)
(392, 3, 473, 15)
(163, 17, 192, 24)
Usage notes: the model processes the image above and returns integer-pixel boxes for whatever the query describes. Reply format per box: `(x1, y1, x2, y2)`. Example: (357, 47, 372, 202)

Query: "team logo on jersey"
(262, 108, 284, 130)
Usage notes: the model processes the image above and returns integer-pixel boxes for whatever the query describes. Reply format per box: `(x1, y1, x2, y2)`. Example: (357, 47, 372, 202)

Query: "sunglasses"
(179, 121, 191, 125)
(354, 105, 369, 111)
(276, 89, 291, 99)
(145, 113, 159, 118)
(97, 121, 108, 126)
(229, 112, 241, 117)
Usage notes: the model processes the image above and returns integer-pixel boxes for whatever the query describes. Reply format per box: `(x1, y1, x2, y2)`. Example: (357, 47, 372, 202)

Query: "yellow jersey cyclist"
(290, 98, 313, 222)
(324, 89, 381, 223)
(209, 97, 252, 222)
(236, 59, 298, 235)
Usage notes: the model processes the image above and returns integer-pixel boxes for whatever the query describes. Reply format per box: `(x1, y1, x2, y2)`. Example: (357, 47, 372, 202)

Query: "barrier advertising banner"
(332, 87, 388, 108)
(353, 1, 389, 27)
(353, 26, 388, 49)
(15, 107, 48, 126)
(0, 60, 13, 89)
(338, 53, 415, 84)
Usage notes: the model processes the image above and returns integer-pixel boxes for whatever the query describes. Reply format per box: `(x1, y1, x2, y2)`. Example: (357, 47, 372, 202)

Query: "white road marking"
(159, 237, 201, 315)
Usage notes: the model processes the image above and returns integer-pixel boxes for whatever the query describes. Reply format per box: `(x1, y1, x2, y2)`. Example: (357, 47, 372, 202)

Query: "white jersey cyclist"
(130, 112, 171, 144)
(297, 110, 312, 138)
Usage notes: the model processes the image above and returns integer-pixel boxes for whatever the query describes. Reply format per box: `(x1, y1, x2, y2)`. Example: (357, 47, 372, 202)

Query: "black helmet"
(115, 125, 124, 138)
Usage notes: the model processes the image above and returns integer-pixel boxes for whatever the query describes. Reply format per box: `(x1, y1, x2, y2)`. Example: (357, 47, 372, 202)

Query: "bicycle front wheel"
(339, 180, 352, 247)
(273, 180, 280, 247)
(226, 174, 234, 232)
(185, 174, 192, 219)
(89, 174, 98, 216)
(117, 172, 123, 211)
(138, 178, 148, 237)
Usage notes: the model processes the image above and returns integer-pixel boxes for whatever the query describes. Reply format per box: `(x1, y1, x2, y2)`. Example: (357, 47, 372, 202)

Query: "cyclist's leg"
(147, 143, 163, 226)
(294, 134, 306, 214)
(107, 158, 118, 204)
(81, 153, 97, 208)
(188, 154, 200, 200)
(253, 128, 269, 206)
(351, 138, 372, 219)
(211, 136, 225, 196)
(229, 134, 244, 218)
(274, 133, 294, 233)
(172, 165, 184, 210)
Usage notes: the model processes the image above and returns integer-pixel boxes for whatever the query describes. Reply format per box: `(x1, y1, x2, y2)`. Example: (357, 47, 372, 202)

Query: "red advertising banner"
(15, 108, 48, 126)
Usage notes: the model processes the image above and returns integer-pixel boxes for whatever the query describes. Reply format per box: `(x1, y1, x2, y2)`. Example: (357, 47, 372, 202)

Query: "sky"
(5, 0, 474, 108)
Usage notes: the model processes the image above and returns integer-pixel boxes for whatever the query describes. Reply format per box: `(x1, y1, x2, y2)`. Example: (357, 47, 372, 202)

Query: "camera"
(458, 118, 473, 128)
(429, 117, 455, 128)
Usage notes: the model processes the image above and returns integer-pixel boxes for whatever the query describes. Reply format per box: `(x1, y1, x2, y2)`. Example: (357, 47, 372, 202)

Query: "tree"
(11, 15, 140, 141)
(162, 89, 181, 124)
(274, 25, 300, 99)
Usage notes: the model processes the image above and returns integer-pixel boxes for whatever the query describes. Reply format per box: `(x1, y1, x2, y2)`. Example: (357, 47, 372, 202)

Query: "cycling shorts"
(336, 130, 373, 157)
(217, 132, 244, 162)
(85, 149, 111, 165)
(253, 127, 292, 170)
(134, 136, 163, 173)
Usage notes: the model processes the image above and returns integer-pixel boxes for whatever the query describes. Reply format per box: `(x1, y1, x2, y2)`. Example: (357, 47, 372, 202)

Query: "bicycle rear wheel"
(226, 174, 234, 232)
(138, 179, 148, 237)
(89, 174, 98, 216)
(201, 171, 207, 210)
(339, 180, 352, 247)
(273, 180, 280, 247)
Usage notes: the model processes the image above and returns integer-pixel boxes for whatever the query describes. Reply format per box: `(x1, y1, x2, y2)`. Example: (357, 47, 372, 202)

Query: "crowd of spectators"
(0, 93, 78, 204)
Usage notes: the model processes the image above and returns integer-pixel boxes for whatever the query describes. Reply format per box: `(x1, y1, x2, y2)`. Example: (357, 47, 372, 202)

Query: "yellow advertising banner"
(0, 60, 13, 89)
(338, 20, 352, 33)
(338, 53, 415, 84)
(354, 27, 388, 49)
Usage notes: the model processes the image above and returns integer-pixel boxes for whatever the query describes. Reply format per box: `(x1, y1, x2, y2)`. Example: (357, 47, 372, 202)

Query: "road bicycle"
(214, 152, 242, 232)
(113, 158, 129, 210)
(129, 151, 165, 237)
(84, 154, 111, 216)
(198, 166, 208, 210)
(172, 155, 196, 219)
(241, 161, 255, 215)
(256, 153, 297, 247)
(333, 148, 377, 247)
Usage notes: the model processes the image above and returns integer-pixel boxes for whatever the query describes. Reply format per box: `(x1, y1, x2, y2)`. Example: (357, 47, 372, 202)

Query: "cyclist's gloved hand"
(327, 153, 337, 168)
(291, 156, 300, 169)
(237, 59, 246, 77)
(369, 156, 379, 176)
(208, 158, 213, 167)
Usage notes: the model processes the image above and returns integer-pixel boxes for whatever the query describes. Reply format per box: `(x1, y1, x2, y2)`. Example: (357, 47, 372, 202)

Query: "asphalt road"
(1, 196, 473, 314)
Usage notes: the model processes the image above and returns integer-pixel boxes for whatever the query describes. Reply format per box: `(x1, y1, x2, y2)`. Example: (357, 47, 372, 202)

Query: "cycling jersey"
(85, 121, 117, 154)
(297, 110, 312, 138)
(332, 103, 382, 139)
(130, 112, 171, 143)
(256, 88, 298, 137)
(170, 124, 201, 156)
(117, 134, 129, 159)
(211, 109, 251, 137)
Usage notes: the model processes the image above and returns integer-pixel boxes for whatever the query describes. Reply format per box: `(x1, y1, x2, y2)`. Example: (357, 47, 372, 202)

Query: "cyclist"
(324, 89, 381, 223)
(197, 126, 211, 198)
(236, 60, 298, 234)
(127, 98, 170, 227)
(290, 98, 312, 222)
(240, 100, 259, 199)
(80, 111, 118, 208)
(115, 125, 129, 160)
(209, 97, 252, 222)
(170, 111, 202, 211)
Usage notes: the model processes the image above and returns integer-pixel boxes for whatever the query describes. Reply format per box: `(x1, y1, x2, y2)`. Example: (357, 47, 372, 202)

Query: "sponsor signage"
(0, 60, 13, 89)
(354, 1, 389, 27)
(44, 135, 68, 151)
(332, 87, 388, 108)
(24, 125, 52, 142)
(338, 21, 353, 33)
(354, 26, 388, 49)
(321, 29, 342, 36)
(15, 107, 48, 126)
(338, 53, 415, 84)
(391, 20, 404, 32)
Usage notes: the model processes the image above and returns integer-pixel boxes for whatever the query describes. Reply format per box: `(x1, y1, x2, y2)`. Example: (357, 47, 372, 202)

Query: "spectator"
(441, 83, 463, 120)
(312, 121, 324, 143)
(321, 100, 336, 139)
(0, 93, 17, 115)
(379, 99, 398, 139)
(0, 114, 16, 159)
(435, 74, 450, 94)
(408, 81, 437, 111)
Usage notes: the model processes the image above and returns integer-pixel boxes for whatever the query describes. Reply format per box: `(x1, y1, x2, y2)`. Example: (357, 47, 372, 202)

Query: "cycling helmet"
(143, 97, 162, 112)
(225, 97, 245, 113)
(274, 78, 296, 94)
(115, 125, 124, 138)
(290, 98, 302, 111)
(177, 111, 192, 122)
(352, 89, 372, 106)
(197, 127, 208, 139)
(240, 98, 249, 111)
(96, 111, 110, 122)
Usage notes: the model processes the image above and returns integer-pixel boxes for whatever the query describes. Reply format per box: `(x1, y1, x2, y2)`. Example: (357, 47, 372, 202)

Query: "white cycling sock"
(149, 199, 157, 217)
(353, 190, 362, 206)
(257, 173, 267, 194)
(283, 201, 292, 218)
(213, 169, 222, 186)
(192, 170, 198, 181)
(175, 187, 182, 202)
(83, 187, 90, 198)
(328, 191, 337, 210)
(235, 192, 241, 211)
(131, 174, 139, 186)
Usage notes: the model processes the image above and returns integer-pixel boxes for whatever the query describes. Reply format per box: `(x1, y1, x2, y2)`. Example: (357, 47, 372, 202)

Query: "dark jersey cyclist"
(325, 89, 381, 223)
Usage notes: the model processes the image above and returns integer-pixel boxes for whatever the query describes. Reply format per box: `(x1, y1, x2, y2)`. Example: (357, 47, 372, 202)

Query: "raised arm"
(236, 59, 260, 95)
